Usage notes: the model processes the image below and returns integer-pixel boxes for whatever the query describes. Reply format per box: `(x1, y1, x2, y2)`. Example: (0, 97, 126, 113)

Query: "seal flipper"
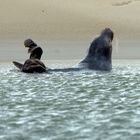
(13, 61, 23, 70)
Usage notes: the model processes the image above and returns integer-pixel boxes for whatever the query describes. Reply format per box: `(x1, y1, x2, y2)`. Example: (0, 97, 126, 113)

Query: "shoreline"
(0, 39, 140, 62)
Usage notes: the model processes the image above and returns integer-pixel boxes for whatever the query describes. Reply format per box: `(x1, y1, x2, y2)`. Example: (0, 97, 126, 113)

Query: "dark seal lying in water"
(13, 59, 46, 73)
(79, 28, 113, 71)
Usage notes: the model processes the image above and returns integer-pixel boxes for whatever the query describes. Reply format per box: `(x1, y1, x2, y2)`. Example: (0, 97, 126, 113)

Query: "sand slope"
(0, 0, 140, 61)
(0, 0, 140, 40)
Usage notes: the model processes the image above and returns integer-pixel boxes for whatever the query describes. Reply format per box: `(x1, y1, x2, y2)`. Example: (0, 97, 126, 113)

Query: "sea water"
(0, 61, 140, 140)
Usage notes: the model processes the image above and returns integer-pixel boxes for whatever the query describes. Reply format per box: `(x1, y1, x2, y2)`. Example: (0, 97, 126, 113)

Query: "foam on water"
(0, 62, 140, 140)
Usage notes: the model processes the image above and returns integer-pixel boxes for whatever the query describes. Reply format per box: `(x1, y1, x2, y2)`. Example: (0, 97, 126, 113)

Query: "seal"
(79, 28, 114, 71)
(13, 39, 46, 73)
(13, 59, 47, 73)
(24, 39, 43, 60)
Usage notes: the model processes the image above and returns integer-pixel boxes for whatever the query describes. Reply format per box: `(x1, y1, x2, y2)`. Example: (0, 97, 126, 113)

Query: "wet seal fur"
(13, 59, 46, 73)
(79, 28, 114, 71)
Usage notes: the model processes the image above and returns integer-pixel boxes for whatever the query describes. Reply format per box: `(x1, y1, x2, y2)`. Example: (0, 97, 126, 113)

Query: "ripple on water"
(0, 63, 140, 140)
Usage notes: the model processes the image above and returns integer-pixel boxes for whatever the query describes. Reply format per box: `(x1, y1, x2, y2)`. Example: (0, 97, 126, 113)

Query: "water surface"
(0, 61, 140, 140)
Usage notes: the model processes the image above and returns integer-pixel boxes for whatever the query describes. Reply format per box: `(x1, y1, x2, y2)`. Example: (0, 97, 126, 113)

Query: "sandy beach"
(0, 0, 140, 61)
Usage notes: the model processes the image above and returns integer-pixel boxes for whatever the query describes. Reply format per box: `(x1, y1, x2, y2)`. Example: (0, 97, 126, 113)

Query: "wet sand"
(0, 40, 140, 63)
(0, 0, 140, 62)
